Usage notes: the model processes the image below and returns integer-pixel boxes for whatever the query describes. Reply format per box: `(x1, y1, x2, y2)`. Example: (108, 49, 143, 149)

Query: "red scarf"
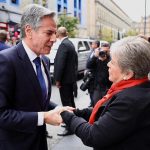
(89, 77, 148, 124)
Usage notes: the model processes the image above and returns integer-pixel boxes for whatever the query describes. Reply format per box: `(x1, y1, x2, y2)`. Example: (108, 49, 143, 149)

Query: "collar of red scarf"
(89, 77, 148, 124)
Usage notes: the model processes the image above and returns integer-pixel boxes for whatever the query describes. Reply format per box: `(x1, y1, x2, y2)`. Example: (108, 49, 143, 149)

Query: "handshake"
(43, 106, 75, 126)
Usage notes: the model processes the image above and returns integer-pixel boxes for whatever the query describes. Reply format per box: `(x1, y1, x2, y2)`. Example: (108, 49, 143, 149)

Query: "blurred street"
(46, 79, 93, 150)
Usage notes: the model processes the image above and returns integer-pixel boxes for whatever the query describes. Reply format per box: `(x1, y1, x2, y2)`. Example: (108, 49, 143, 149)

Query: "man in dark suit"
(0, 4, 65, 150)
(54, 27, 78, 136)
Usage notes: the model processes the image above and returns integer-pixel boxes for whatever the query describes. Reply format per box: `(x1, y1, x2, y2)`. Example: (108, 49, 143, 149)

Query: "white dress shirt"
(22, 40, 48, 126)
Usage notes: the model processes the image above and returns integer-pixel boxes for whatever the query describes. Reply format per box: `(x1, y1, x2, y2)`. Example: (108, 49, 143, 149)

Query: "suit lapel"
(16, 42, 43, 107)
(41, 57, 51, 101)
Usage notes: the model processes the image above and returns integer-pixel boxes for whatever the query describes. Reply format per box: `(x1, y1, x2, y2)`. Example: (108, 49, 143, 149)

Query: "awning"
(0, 10, 21, 24)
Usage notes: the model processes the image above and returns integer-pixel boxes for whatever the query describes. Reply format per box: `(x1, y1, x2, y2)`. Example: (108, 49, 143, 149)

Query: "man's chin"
(44, 48, 51, 54)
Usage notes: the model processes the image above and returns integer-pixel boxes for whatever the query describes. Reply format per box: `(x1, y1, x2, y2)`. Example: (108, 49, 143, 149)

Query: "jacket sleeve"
(61, 94, 137, 149)
(0, 54, 38, 133)
(86, 55, 98, 69)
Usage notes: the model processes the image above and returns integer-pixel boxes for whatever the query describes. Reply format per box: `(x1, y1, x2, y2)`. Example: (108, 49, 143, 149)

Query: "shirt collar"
(60, 36, 68, 43)
(22, 40, 41, 62)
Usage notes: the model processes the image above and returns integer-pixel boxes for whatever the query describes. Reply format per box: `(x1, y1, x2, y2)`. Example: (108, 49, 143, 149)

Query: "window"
(11, 0, 19, 4)
(64, 0, 67, 3)
(78, 12, 81, 23)
(74, 11, 77, 17)
(74, 0, 77, 8)
(78, 41, 83, 50)
(83, 41, 90, 51)
(57, 4, 61, 12)
(79, 0, 81, 10)
(64, 7, 67, 13)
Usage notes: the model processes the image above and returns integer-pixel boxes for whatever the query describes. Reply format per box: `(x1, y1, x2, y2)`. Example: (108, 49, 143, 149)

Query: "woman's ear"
(124, 70, 134, 80)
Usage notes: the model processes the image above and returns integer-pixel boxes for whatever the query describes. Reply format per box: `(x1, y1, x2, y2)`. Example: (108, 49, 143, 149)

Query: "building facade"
(92, 0, 132, 40)
(137, 16, 150, 36)
(0, 0, 133, 40)
(0, 0, 22, 31)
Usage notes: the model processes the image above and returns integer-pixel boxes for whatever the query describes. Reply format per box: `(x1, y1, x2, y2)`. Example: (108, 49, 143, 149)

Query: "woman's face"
(107, 55, 125, 84)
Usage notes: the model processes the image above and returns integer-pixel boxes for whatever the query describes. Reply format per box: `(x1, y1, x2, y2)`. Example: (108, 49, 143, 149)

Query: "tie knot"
(33, 57, 41, 66)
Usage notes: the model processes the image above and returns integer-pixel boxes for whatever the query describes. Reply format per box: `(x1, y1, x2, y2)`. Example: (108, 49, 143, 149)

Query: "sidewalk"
(47, 80, 93, 150)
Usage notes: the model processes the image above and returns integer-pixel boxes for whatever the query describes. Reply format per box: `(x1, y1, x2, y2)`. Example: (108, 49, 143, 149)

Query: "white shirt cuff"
(37, 112, 44, 126)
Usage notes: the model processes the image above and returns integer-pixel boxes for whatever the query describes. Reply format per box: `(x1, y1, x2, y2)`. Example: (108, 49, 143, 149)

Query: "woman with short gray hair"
(60, 36, 150, 150)
(110, 36, 150, 79)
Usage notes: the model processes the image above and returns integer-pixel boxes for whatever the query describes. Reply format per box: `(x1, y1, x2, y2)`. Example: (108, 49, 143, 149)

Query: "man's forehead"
(40, 17, 56, 27)
(39, 22, 57, 31)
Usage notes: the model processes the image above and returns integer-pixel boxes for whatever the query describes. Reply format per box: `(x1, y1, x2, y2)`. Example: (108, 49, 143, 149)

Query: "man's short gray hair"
(110, 36, 150, 79)
(20, 4, 55, 38)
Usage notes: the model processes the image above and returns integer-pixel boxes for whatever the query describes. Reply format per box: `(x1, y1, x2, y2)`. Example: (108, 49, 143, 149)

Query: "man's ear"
(24, 25, 32, 39)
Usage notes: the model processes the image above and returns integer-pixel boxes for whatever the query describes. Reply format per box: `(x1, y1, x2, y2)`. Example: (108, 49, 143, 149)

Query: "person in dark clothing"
(0, 4, 73, 150)
(0, 30, 10, 51)
(86, 42, 111, 106)
(60, 36, 150, 150)
(85, 40, 100, 107)
(54, 26, 78, 136)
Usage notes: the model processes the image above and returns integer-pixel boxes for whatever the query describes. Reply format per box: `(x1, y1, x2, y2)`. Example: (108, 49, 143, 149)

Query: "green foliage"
(58, 15, 79, 38)
(100, 27, 113, 43)
(124, 29, 139, 37)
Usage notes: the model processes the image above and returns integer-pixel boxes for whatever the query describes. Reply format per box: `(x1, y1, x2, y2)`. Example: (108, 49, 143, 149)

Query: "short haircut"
(20, 4, 55, 38)
(94, 40, 100, 47)
(101, 43, 110, 48)
(57, 27, 68, 37)
(110, 36, 150, 78)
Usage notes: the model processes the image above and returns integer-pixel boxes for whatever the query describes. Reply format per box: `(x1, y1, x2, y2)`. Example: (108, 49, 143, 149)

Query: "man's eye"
(46, 32, 52, 36)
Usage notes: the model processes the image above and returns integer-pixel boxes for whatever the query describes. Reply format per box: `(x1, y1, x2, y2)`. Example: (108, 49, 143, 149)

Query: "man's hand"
(44, 109, 63, 126)
(43, 106, 75, 126)
(94, 48, 100, 58)
(55, 106, 75, 113)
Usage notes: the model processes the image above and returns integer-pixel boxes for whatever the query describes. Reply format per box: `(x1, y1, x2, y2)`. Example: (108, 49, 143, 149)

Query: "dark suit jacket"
(0, 42, 56, 150)
(54, 38, 78, 84)
(62, 81, 150, 150)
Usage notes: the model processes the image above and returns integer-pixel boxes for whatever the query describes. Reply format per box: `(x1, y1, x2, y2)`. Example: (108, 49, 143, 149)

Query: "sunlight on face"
(30, 17, 57, 56)
(107, 55, 125, 84)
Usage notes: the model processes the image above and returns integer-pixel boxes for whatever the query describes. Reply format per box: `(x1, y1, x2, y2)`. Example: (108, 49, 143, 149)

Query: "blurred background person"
(138, 34, 150, 43)
(54, 26, 78, 136)
(0, 30, 10, 51)
(82, 40, 100, 107)
(60, 36, 150, 150)
(86, 40, 111, 106)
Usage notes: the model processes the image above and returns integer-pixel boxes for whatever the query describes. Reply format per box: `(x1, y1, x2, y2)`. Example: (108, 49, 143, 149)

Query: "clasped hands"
(44, 106, 75, 126)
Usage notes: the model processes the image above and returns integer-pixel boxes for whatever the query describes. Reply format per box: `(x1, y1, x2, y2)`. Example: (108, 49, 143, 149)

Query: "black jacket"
(54, 38, 78, 84)
(61, 81, 150, 150)
(86, 54, 111, 90)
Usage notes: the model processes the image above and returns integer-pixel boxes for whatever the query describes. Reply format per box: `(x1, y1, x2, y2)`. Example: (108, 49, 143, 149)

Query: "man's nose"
(50, 33, 57, 42)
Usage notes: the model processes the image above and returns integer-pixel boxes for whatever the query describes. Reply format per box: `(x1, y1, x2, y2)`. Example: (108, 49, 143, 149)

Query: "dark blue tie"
(33, 57, 47, 102)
